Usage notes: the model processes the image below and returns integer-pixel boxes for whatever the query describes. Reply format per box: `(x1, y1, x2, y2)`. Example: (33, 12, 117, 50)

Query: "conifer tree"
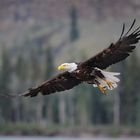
(0, 47, 12, 121)
(120, 53, 140, 125)
(43, 44, 55, 124)
(69, 5, 79, 42)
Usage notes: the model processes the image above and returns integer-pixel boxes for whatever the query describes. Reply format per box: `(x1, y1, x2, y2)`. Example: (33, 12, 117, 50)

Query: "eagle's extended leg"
(94, 67, 120, 91)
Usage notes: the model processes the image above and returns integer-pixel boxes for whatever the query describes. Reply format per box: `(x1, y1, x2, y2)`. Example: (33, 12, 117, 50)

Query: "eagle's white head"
(57, 63, 78, 72)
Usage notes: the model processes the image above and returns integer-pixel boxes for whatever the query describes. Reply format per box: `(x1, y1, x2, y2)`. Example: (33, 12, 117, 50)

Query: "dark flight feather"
(123, 19, 136, 37)
(22, 72, 82, 97)
(119, 23, 125, 40)
(81, 19, 139, 69)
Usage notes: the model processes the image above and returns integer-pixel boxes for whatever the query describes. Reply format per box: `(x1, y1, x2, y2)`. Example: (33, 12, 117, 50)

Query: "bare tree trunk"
(10, 74, 20, 122)
(68, 94, 75, 125)
(36, 96, 44, 123)
(113, 64, 123, 126)
(59, 94, 66, 124)
(12, 98, 20, 122)
(113, 89, 120, 126)
(46, 99, 53, 124)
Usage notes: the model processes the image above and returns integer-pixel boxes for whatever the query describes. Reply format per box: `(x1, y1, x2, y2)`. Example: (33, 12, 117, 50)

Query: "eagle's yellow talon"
(105, 80, 113, 89)
(98, 85, 106, 94)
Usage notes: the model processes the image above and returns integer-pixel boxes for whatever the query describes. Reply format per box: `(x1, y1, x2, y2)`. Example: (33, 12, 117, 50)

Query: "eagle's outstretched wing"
(21, 72, 81, 97)
(80, 19, 139, 69)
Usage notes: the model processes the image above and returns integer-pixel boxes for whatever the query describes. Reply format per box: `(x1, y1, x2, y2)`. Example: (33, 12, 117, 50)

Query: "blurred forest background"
(0, 0, 140, 136)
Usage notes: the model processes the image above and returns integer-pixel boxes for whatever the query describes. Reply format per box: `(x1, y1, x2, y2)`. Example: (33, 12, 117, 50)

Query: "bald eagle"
(21, 19, 139, 97)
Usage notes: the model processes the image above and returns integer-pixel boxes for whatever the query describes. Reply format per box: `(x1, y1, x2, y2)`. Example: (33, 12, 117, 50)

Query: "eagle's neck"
(68, 63, 78, 72)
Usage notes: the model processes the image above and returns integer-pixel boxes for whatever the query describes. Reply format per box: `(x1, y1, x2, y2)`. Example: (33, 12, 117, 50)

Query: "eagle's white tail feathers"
(94, 68, 120, 91)
(101, 71, 120, 76)
(103, 72, 120, 83)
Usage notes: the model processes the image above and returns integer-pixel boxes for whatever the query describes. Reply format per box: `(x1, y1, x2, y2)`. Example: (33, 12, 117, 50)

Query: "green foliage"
(0, 47, 13, 122)
(89, 88, 112, 124)
(119, 53, 140, 125)
(43, 43, 57, 123)
(0, 47, 11, 91)
(16, 54, 28, 81)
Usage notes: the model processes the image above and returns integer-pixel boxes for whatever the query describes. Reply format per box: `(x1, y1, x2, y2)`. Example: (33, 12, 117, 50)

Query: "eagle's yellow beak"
(57, 65, 65, 70)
